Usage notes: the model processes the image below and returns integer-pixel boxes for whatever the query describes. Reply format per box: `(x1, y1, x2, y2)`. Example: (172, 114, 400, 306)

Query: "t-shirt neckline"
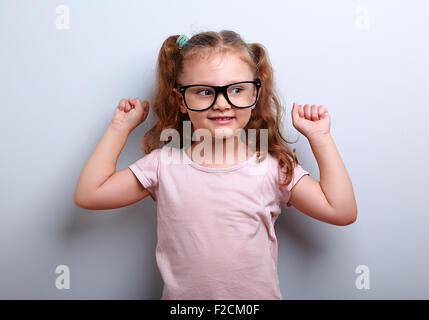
(182, 147, 257, 173)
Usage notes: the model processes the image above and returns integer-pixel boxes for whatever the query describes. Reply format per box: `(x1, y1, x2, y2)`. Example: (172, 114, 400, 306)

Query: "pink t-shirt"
(128, 145, 310, 300)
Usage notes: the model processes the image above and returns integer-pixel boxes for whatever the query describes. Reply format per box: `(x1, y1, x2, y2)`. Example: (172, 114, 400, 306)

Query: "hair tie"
(176, 34, 189, 49)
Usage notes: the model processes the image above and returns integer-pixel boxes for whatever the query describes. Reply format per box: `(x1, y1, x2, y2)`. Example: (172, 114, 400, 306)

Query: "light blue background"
(1, 0, 428, 299)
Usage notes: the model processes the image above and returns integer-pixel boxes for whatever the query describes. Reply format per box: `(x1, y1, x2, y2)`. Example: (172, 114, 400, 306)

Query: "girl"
(74, 30, 357, 300)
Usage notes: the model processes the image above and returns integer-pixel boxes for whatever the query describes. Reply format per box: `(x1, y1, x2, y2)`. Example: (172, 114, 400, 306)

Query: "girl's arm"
(74, 98, 151, 210)
(287, 103, 357, 226)
(288, 134, 357, 225)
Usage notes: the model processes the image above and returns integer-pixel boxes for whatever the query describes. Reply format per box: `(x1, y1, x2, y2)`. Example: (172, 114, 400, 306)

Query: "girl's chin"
(193, 122, 245, 137)
(212, 127, 241, 139)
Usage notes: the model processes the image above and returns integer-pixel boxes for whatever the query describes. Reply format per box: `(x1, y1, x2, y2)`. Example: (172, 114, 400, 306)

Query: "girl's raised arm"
(74, 98, 150, 210)
(288, 103, 357, 225)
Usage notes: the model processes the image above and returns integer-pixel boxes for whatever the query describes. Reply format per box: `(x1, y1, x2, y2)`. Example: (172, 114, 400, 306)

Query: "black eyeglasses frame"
(177, 78, 262, 112)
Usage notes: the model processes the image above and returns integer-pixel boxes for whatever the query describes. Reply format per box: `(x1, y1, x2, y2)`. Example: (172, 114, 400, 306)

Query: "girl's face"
(175, 50, 257, 140)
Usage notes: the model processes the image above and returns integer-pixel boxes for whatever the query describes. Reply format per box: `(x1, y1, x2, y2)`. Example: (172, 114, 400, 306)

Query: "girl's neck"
(187, 136, 255, 168)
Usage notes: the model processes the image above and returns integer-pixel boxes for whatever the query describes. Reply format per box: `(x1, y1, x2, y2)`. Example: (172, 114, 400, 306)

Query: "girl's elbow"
(74, 192, 95, 210)
(335, 209, 357, 226)
(74, 196, 90, 210)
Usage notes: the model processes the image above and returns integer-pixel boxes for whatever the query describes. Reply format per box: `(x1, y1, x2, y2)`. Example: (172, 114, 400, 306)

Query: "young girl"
(74, 30, 357, 300)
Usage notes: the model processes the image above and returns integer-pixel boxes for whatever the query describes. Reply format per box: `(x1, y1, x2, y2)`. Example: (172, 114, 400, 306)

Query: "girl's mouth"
(209, 117, 235, 124)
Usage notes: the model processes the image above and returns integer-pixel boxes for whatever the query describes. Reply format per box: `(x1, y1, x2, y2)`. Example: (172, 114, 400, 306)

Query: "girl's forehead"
(185, 50, 248, 67)
(180, 50, 255, 83)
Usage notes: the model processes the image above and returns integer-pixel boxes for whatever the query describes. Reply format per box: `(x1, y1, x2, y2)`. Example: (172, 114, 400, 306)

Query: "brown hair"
(142, 30, 302, 187)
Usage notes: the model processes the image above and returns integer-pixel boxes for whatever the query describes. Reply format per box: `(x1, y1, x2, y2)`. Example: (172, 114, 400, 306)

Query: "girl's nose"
(212, 92, 231, 110)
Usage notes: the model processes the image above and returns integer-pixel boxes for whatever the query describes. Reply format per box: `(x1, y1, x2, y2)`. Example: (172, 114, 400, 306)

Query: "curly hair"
(142, 30, 302, 187)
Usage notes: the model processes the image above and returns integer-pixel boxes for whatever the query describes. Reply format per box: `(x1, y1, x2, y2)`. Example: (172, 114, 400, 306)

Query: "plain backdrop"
(0, 0, 428, 299)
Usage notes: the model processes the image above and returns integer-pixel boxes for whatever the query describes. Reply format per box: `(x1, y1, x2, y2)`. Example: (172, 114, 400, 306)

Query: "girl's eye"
(197, 89, 213, 96)
(230, 87, 243, 94)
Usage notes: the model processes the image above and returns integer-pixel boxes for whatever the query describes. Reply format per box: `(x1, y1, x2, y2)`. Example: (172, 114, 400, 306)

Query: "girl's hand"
(291, 102, 331, 141)
(110, 98, 150, 133)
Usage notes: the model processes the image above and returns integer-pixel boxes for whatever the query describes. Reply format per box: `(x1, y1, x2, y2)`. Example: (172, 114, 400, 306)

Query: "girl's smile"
(208, 115, 235, 125)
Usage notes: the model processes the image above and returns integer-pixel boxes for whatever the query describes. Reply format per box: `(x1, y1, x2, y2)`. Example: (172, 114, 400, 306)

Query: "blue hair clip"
(176, 34, 189, 49)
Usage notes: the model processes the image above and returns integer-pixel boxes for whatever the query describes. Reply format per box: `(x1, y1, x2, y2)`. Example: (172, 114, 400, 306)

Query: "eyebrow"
(191, 79, 249, 85)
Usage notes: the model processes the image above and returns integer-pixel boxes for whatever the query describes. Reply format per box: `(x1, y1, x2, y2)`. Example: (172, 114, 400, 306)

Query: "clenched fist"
(291, 102, 331, 141)
(110, 98, 150, 133)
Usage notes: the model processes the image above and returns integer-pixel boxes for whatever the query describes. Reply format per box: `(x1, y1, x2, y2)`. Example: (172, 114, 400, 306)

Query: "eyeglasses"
(178, 78, 262, 112)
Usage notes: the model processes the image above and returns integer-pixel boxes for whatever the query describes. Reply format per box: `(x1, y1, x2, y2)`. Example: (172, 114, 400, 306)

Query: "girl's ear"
(173, 88, 188, 114)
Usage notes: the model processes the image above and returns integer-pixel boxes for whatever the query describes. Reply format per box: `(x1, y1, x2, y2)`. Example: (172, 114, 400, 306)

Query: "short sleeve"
(128, 148, 161, 201)
(278, 163, 310, 208)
